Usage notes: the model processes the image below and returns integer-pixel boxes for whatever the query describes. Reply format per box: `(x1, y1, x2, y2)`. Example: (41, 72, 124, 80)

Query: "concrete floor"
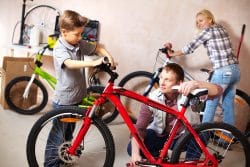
(0, 105, 249, 167)
(0, 105, 131, 167)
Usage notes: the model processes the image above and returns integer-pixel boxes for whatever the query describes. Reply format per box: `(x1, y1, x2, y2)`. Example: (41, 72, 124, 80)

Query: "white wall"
(0, 0, 249, 94)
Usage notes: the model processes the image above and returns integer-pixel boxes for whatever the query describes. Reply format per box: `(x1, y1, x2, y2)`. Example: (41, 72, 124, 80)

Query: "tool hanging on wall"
(236, 24, 246, 60)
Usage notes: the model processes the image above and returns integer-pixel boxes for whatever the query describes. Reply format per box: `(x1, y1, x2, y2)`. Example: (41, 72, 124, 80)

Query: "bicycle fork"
(67, 103, 101, 155)
(23, 74, 36, 99)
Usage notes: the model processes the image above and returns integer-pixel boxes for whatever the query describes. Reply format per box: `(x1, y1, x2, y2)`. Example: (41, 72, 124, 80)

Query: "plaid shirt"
(182, 24, 238, 69)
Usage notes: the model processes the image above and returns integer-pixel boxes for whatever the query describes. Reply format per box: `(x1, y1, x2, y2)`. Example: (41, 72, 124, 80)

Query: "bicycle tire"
(118, 71, 154, 89)
(4, 76, 48, 115)
(118, 71, 154, 123)
(234, 89, 250, 139)
(87, 85, 118, 124)
(170, 122, 250, 166)
(22, 5, 60, 44)
(201, 89, 250, 138)
(26, 106, 115, 167)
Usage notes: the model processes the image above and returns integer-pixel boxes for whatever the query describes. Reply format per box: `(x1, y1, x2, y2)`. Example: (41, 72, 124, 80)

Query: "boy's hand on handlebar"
(92, 58, 104, 66)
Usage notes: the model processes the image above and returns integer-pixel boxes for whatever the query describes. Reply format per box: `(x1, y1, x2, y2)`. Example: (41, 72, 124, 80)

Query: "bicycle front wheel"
(4, 76, 48, 115)
(26, 107, 115, 167)
(118, 71, 155, 123)
(170, 122, 250, 166)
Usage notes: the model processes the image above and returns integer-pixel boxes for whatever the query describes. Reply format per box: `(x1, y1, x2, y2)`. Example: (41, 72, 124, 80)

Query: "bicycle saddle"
(172, 85, 208, 97)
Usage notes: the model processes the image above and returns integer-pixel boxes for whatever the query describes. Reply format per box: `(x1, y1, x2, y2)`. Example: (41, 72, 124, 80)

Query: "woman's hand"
(164, 42, 172, 49)
(163, 42, 184, 57)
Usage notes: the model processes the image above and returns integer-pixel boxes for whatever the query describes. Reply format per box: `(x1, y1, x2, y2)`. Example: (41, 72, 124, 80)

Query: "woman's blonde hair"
(195, 9, 215, 29)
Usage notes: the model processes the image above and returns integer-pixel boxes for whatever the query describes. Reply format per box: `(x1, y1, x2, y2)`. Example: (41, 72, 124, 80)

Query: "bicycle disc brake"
(58, 141, 82, 164)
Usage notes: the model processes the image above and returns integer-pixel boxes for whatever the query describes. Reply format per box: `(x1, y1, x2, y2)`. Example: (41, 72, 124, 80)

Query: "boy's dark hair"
(59, 10, 88, 31)
(164, 63, 184, 82)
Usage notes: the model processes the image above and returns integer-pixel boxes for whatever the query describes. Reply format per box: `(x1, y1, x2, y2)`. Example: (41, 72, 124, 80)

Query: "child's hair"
(164, 63, 184, 82)
(59, 10, 88, 31)
(195, 9, 215, 29)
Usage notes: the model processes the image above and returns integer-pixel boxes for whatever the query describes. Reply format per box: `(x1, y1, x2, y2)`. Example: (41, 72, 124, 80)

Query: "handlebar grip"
(102, 57, 109, 64)
(101, 57, 116, 70)
(159, 47, 173, 59)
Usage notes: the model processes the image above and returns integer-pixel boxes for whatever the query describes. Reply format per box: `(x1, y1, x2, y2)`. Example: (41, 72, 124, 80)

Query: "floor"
(0, 104, 249, 167)
(0, 105, 131, 167)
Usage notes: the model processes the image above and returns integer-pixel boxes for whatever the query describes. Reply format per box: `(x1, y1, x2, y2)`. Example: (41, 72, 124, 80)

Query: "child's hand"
(92, 58, 104, 66)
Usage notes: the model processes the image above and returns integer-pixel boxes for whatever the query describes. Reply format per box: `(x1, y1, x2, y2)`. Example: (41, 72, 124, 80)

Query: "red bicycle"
(26, 59, 250, 167)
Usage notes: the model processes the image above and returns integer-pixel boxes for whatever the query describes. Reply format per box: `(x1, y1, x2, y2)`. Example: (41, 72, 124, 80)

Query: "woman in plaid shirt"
(165, 9, 240, 126)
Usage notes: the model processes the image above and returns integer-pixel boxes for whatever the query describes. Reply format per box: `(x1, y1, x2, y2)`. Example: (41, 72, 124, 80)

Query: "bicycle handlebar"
(159, 47, 172, 59)
(96, 57, 118, 82)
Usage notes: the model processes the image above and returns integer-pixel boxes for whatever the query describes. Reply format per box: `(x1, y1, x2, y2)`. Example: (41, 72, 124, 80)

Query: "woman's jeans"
(44, 102, 79, 167)
(202, 64, 240, 125)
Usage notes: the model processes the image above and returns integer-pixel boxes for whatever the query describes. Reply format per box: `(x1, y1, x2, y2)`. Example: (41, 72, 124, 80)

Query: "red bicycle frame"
(68, 80, 217, 166)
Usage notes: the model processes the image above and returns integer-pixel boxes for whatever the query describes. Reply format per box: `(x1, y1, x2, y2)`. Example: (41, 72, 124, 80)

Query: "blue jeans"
(44, 102, 79, 167)
(127, 129, 203, 160)
(202, 64, 240, 125)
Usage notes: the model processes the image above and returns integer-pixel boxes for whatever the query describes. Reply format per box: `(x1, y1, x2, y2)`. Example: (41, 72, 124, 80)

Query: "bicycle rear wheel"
(118, 71, 155, 123)
(4, 76, 48, 115)
(87, 86, 118, 124)
(204, 89, 250, 138)
(23, 5, 60, 44)
(26, 107, 115, 167)
(234, 89, 250, 140)
(170, 122, 250, 166)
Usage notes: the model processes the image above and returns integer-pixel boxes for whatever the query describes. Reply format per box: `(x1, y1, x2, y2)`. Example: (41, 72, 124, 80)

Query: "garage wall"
(0, 0, 249, 94)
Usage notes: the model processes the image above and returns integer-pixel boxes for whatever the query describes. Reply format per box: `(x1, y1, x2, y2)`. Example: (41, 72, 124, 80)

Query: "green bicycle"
(4, 44, 114, 121)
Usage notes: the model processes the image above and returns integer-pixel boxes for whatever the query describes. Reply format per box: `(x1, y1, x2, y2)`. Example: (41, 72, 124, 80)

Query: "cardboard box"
(0, 56, 37, 109)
